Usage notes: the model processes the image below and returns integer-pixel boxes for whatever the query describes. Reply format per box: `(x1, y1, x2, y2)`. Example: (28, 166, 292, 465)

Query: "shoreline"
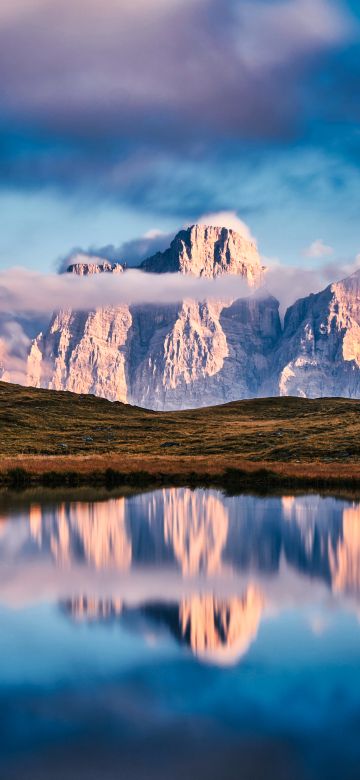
(2, 454, 360, 493)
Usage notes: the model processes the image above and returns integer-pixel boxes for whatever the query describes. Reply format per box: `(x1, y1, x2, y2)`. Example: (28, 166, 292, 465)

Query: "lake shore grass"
(2, 454, 360, 493)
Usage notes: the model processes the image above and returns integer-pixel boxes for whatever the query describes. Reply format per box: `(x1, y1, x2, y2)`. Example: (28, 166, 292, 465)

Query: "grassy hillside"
(1, 380, 360, 488)
(1, 380, 360, 460)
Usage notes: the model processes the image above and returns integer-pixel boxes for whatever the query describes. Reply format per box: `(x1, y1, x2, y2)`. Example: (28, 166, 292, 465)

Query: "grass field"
(1, 380, 360, 490)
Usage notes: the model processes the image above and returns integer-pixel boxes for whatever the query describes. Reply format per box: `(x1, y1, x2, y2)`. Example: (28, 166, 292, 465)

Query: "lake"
(0, 487, 359, 779)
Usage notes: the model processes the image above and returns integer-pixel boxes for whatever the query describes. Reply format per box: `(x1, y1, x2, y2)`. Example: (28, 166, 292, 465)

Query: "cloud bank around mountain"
(1, 255, 360, 320)
(2, 244, 360, 383)
(0, 268, 253, 316)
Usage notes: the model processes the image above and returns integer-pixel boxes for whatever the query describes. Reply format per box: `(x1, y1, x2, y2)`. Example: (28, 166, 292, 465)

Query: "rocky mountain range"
(3, 223, 360, 408)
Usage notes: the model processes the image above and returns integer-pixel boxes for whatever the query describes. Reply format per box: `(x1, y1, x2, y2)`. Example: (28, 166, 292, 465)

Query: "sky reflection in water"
(0, 488, 359, 780)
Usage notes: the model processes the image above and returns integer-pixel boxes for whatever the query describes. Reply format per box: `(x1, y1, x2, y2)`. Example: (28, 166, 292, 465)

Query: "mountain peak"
(67, 260, 124, 276)
(140, 223, 263, 284)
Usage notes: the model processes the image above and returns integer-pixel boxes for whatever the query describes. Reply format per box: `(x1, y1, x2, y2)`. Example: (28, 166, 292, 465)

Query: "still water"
(0, 488, 360, 779)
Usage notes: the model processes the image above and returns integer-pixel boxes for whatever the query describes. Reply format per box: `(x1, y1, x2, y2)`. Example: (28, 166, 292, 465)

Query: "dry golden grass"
(1, 380, 360, 487)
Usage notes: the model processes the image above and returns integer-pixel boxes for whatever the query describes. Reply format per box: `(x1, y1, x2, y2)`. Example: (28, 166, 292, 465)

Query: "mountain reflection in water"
(7, 489, 360, 593)
(1, 489, 360, 663)
(1, 488, 360, 780)
(61, 588, 264, 666)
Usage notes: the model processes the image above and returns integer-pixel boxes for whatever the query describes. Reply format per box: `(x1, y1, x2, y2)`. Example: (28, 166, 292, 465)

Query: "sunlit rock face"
(26, 225, 282, 409)
(140, 225, 263, 283)
(127, 294, 280, 410)
(275, 271, 360, 398)
(11, 230, 360, 406)
(67, 260, 125, 276)
(28, 307, 133, 401)
(0, 340, 6, 380)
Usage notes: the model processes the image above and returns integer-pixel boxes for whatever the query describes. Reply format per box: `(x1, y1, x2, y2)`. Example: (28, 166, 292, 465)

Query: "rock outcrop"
(273, 271, 360, 398)
(140, 224, 263, 283)
(67, 260, 124, 276)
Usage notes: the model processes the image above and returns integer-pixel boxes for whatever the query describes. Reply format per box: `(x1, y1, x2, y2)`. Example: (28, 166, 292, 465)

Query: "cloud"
(0, 0, 355, 212)
(303, 239, 334, 258)
(57, 230, 176, 272)
(2, 248, 360, 381)
(237, 0, 350, 70)
(119, 230, 177, 265)
(0, 319, 31, 384)
(263, 261, 327, 315)
(0, 267, 254, 316)
(1, 0, 347, 138)
(3, 248, 360, 322)
(0, 319, 29, 357)
(321, 252, 360, 280)
(264, 252, 360, 316)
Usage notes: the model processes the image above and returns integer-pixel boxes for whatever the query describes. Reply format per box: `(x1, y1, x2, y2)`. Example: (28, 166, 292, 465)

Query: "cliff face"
(27, 224, 279, 409)
(28, 307, 133, 402)
(140, 224, 263, 283)
(273, 271, 360, 398)
(126, 294, 280, 410)
(25, 224, 360, 408)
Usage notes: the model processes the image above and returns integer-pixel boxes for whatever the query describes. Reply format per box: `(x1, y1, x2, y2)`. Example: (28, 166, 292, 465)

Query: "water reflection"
(29, 498, 132, 569)
(1, 489, 360, 665)
(1, 488, 360, 780)
(61, 588, 264, 665)
(2, 489, 360, 592)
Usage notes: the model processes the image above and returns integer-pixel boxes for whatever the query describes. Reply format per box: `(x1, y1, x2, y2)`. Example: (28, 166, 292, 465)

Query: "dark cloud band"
(0, 0, 358, 218)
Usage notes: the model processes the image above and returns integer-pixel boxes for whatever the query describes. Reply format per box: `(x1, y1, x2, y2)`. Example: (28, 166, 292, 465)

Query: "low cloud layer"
(1, 254, 360, 320)
(2, 253, 360, 384)
(0, 268, 254, 316)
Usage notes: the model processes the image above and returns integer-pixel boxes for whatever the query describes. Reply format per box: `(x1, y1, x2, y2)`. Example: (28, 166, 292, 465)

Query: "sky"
(0, 0, 359, 273)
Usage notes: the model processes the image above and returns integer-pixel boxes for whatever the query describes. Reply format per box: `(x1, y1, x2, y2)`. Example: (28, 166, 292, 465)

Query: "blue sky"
(0, 0, 359, 272)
